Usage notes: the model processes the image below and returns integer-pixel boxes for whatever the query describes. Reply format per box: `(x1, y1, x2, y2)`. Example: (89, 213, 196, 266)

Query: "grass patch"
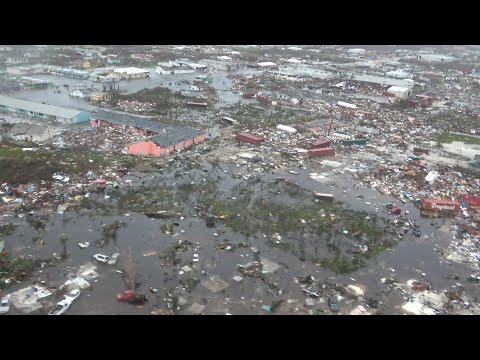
(433, 132, 480, 145)
(0, 223, 17, 237)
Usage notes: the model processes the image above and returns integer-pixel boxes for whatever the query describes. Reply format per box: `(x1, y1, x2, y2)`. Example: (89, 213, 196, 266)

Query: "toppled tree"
(58, 233, 69, 258)
(101, 220, 125, 246)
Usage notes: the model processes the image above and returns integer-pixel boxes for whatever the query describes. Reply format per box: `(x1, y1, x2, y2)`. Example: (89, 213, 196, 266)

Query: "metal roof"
(149, 127, 202, 148)
(351, 74, 414, 88)
(387, 85, 410, 93)
(114, 67, 150, 75)
(0, 95, 87, 119)
(94, 110, 202, 146)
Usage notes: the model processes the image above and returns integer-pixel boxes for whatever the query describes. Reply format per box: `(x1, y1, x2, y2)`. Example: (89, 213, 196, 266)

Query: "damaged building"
(89, 110, 205, 156)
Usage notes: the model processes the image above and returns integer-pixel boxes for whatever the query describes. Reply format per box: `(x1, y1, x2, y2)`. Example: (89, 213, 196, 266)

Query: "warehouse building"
(0, 95, 91, 124)
(113, 67, 151, 79)
(90, 110, 205, 156)
(199, 59, 237, 71)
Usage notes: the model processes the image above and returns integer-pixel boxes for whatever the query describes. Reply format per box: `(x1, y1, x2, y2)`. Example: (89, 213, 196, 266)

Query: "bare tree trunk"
(124, 246, 136, 290)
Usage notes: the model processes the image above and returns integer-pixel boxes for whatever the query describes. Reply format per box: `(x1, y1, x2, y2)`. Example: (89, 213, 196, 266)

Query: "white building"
(114, 67, 151, 79)
(417, 54, 456, 63)
(198, 59, 236, 71)
(387, 86, 412, 99)
(386, 69, 411, 79)
(9, 123, 53, 143)
(257, 62, 277, 68)
(347, 48, 366, 57)
(156, 62, 195, 75)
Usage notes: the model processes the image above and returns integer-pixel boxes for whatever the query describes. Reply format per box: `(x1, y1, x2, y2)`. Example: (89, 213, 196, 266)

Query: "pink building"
(129, 133, 206, 156)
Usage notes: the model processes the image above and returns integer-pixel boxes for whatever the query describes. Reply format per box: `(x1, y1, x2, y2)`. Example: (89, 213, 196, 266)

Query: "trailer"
(237, 132, 264, 146)
(421, 199, 460, 217)
(310, 139, 331, 149)
(313, 192, 334, 202)
(309, 147, 335, 158)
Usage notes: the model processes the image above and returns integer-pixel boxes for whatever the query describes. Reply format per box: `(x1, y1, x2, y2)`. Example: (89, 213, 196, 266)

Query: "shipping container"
(311, 139, 331, 149)
(256, 95, 269, 103)
(413, 147, 429, 155)
(242, 92, 256, 99)
(187, 102, 208, 107)
(237, 132, 264, 146)
(308, 147, 335, 158)
(313, 192, 334, 202)
(341, 139, 367, 146)
(276, 124, 297, 134)
(422, 199, 460, 217)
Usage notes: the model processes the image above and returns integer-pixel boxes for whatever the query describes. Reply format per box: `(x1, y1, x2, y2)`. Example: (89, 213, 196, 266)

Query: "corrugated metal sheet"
(0, 95, 85, 119)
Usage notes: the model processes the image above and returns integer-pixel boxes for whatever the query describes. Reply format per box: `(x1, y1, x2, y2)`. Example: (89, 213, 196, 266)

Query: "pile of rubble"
(58, 126, 146, 153)
(115, 99, 156, 113)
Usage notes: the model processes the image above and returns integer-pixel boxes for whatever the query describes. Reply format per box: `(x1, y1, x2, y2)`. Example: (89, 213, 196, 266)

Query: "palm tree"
(59, 233, 69, 258)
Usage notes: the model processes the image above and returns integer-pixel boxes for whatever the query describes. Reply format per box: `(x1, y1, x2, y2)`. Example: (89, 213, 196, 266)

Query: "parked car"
(93, 254, 109, 263)
(117, 290, 136, 302)
(0, 296, 11, 314)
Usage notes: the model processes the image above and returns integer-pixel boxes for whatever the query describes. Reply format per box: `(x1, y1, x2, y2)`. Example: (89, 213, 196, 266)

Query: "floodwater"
(2, 157, 479, 315)
(9, 67, 262, 113)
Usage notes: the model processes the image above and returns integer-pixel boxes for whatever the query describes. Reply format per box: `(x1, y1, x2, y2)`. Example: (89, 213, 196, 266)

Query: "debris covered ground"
(1, 45, 480, 315)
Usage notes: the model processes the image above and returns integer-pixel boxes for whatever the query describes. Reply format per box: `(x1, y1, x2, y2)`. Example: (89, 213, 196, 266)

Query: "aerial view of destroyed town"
(1, 45, 480, 316)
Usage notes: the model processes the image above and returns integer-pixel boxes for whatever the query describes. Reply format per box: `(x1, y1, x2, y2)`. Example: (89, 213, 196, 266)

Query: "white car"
(65, 288, 81, 302)
(107, 253, 120, 265)
(93, 254, 109, 263)
(78, 242, 90, 249)
(0, 296, 11, 314)
(48, 289, 81, 315)
(48, 299, 71, 315)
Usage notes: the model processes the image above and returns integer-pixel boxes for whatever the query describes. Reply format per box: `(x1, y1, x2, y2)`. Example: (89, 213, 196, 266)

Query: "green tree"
(59, 233, 69, 258)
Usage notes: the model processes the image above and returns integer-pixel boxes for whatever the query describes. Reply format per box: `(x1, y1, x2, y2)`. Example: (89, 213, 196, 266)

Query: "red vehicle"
(388, 207, 401, 215)
(116, 290, 135, 302)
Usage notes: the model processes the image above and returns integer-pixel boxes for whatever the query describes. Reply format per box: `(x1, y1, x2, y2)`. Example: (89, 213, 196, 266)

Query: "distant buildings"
(72, 59, 91, 69)
(199, 59, 236, 71)
(156, 61, 195, 75)
(0, 95, 91, 124)
(6, 64, 44, 76)
(19, 77, 51, 90)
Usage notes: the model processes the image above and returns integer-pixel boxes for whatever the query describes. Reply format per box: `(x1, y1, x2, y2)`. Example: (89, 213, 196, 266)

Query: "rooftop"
(0, 95, 88, 119)
(94, 110, 202, 144)
(387, 86, 410, 93)
(149, 127, 203, 148)
(114, 67, 150, 75)
(351, 74, 414, 88)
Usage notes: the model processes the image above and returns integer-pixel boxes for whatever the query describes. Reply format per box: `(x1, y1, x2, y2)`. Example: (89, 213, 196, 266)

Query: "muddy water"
(2, 155, 479, 315)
